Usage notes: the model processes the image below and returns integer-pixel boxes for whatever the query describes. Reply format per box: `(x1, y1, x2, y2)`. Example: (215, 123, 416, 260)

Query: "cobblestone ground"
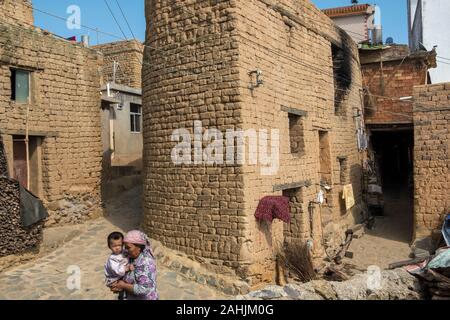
(0, 187, 228, 300)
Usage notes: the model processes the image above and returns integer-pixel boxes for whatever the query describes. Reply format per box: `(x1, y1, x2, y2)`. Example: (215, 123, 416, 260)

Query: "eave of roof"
(323, 4, 372, 18)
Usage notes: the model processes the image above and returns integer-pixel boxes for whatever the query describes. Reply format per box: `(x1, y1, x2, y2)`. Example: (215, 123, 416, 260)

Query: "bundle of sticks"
(0, 178, 44, 257)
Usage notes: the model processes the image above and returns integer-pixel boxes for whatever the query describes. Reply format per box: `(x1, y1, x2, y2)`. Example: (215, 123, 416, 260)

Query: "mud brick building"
(94, 40, 144, 180)
(94, 40, 144, 89)
(413, 83, 450, 242)
(0, 0, 103, 226)
(142, 0, 366, 285)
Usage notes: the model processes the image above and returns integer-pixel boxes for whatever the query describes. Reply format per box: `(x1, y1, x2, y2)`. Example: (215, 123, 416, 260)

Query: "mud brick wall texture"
(0, 0, 34, 27)
(143, 0, 364, 285)
(0, 21, 103, 226)
(94, 40, 144, 89)
(362, 58, 427, 124)
(413, 83, 450, 239)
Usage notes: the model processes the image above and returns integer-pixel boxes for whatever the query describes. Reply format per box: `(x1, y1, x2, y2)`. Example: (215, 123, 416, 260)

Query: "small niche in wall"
(338, 156, 348, 185)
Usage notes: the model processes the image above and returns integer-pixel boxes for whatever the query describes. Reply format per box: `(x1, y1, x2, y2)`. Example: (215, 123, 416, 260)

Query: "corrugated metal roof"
(322, 4, 371, 18)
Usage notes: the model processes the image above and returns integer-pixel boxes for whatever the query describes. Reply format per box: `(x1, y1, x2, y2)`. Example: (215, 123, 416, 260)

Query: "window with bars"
(130, 103, 142, 133)
(11, 69, 31, 103)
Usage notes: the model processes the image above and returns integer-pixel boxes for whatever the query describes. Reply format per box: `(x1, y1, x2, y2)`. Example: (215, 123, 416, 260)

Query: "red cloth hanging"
(255, 196, 291, 223)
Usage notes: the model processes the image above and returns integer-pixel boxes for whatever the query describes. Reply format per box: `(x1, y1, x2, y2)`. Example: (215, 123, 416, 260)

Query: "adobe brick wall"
(0, 22, 103, 226)
(0, 0, 34, 27)
(413, 83, 450, 239)
(142, 0, 364, 285)
(94, 40, 144, 89)
(362, 50, 428, 125)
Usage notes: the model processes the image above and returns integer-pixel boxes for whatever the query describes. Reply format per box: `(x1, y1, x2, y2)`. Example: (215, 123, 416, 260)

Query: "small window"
(11, 69, 30, 103)
(130, 103, 142, 133)
(288, 113, 305, 155)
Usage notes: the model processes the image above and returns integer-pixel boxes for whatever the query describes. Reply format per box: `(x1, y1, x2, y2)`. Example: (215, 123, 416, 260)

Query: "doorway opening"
(370, 129, 414, 243)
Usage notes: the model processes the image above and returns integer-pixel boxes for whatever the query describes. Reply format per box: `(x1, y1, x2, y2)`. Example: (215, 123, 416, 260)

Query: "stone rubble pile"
(237, 269, 424, 300)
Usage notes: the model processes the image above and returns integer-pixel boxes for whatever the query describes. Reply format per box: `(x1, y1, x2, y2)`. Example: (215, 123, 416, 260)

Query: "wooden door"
(13, 136, 27, 187)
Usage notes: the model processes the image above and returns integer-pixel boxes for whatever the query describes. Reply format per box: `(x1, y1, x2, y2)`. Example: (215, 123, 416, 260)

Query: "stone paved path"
(0, 187, 228, 300)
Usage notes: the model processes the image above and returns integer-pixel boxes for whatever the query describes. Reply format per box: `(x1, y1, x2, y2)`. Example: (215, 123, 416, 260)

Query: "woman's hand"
(111, 280, 134, 294)
(110, 280, 126, 292)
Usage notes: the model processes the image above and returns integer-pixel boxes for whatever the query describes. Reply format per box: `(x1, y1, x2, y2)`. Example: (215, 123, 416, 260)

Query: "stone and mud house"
(0, 0, 103, 255)
(93, 40, 145, 184)
(142, 0, 367, 285)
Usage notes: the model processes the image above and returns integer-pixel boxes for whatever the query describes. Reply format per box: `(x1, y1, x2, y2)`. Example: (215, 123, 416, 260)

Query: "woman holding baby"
(106, 230, 158, 300)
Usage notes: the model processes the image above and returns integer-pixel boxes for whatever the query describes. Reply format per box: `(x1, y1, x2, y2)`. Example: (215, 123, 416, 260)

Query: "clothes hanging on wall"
(342, 184, 355, 211)
(255, 196, 291, 223)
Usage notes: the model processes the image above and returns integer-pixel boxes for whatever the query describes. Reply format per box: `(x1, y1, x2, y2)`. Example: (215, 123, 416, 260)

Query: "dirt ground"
(343, 185, 413, 270)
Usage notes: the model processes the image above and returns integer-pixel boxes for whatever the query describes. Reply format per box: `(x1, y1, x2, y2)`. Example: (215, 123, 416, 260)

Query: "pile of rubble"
(46, 192, 101, 225)
(405, 218, 450, 300)
(237, 268, 423, 300)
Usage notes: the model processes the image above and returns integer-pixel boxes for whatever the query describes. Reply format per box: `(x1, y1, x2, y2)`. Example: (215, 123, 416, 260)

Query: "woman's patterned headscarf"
(124, 230, 154, 257)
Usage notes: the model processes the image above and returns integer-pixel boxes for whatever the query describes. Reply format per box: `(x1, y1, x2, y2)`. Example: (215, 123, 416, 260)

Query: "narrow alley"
(0, 187, 228, 300)
(345, 186, 413, 269)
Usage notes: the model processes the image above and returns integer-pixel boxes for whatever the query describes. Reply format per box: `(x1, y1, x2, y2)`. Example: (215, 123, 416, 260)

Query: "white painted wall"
(331, 15, 370, 43)
(409, 0, 450, 83)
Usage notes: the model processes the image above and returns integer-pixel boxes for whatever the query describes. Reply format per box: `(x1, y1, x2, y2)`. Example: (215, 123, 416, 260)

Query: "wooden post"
(25, 104, 30, 190)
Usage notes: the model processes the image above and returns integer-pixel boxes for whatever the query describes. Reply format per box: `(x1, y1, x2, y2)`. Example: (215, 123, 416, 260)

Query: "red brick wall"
(362, 58, 427, 124)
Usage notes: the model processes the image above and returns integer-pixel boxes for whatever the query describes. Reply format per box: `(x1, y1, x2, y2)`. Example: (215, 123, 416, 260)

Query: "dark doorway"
(370, 129, 414, 243)
(371, 130, 413, 187)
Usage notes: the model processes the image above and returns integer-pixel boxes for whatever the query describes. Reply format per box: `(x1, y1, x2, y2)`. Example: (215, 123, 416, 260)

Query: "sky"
(33, 0, 408, 45)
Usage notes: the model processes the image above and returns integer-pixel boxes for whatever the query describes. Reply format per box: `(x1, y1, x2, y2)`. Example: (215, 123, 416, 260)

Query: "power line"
(437, 59, 450, 66)
(103, 0, 128, 41)
(115, 0, 137, 41)
(32, 5, 442, 116)
(33, 7, 125, 42)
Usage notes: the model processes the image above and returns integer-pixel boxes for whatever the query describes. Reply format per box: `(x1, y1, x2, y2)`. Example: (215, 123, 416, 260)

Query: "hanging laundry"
(317, 190, 325, 205)
(255, 196, 291, 223)
(342, 184, 355, 211)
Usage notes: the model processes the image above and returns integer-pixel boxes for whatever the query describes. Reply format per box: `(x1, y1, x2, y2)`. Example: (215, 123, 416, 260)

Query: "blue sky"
(33, 0, 408, 45)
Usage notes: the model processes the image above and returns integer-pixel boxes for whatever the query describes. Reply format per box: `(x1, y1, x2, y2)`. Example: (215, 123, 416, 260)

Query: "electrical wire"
(114, 0, 137, 41)
(32, 5, 443, 116)
(103, 0, 128, 41)
(437, 59, 450, 66)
